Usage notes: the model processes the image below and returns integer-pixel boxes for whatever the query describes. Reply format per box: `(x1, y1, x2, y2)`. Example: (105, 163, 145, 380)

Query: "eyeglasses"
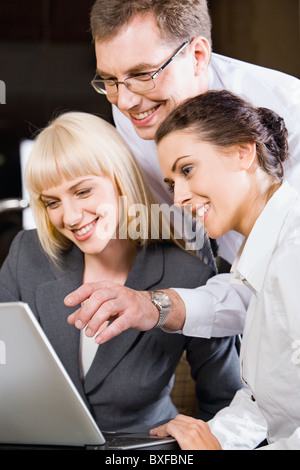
(91, 40, 192, 96)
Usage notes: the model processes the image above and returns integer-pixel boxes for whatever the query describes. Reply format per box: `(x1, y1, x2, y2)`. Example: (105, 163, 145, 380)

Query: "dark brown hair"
(90, 0, 212, 46)
(156, 90, 289, 182)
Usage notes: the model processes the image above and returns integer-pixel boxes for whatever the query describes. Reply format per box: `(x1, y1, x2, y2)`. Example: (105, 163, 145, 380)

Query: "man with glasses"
(91, 40, 192, 99)
(66, 0, 300, 344)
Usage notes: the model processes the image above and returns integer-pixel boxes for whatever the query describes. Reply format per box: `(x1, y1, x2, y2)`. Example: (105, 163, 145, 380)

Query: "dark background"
(0, 0, 299, 263)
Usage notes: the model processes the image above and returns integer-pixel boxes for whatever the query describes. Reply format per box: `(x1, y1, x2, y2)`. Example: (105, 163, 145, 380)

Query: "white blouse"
(208, 182, 300, 450)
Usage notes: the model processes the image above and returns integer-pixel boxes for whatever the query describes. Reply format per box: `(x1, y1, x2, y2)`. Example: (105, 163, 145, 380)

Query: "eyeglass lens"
(92, 74, 155, 95)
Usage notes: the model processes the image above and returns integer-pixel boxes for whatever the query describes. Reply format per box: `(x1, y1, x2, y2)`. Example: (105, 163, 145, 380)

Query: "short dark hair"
(90, 0, 212, 46)
(156, 90, 289, 183)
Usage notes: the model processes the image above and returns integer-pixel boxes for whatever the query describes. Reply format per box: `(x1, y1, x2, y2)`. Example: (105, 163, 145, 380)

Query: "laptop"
(0, 302, 177, 450)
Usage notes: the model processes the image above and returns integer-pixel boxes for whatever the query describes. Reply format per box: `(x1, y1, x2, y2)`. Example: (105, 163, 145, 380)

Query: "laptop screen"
(0, 302, 105, 447)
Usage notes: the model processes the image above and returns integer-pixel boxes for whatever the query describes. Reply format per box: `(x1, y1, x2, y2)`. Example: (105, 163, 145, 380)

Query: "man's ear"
(238, 142, 257, 171)
(190, 36, 211, 76)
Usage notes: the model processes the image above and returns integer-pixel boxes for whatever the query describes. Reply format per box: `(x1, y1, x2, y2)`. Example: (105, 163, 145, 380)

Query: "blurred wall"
(209, 0, 300, 77)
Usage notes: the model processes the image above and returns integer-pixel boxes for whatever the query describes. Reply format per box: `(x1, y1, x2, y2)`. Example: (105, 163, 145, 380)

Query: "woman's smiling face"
(40, 175, 121, 256)
(158, 131, 255, 239)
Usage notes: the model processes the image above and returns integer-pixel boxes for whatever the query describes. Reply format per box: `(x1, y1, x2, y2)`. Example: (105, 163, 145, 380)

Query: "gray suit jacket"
(0, 230, 241, 432)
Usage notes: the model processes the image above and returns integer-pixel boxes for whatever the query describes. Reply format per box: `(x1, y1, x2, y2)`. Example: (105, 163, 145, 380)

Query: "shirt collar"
(208, 54, 227, 91)
(230, 182, 298, 293)
(208, 57, 222, 91)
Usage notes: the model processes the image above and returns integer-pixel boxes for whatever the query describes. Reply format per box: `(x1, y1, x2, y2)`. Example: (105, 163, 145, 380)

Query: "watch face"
(152, 291, 172, 328)
(153, 291, 171, 308)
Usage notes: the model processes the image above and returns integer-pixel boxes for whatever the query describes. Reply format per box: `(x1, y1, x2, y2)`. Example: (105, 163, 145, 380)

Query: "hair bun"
(257, 107, 289, 163)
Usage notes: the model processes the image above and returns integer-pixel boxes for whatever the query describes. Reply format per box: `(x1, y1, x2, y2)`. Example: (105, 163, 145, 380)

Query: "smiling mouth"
(195, 203, 211, 219)
(73, 218, 99, 237)
(130, 105, 160, 121)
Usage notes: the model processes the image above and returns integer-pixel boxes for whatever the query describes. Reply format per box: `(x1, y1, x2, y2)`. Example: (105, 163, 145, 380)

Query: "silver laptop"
(0, 302, 177, 450)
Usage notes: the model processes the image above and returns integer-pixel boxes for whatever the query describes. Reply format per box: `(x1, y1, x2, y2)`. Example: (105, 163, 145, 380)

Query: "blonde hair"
(25, 112, 175, 262)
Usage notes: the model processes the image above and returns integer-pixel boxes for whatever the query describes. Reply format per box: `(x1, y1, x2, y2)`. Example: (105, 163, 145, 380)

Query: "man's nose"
(114, 83, 142, 111)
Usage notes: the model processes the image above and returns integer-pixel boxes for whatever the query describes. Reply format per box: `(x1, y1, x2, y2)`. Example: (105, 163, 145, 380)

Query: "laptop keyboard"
(104, 433, 175, 449)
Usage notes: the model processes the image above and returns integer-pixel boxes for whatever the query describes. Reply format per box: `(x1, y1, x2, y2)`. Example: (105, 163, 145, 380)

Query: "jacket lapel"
(35, 246, 85, 395)
(125, 244, 164, 291)
(84, 244, 164, 393)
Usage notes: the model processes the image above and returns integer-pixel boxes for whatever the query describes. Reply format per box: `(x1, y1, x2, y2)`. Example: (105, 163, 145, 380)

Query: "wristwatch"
(151, 290, 172, 328)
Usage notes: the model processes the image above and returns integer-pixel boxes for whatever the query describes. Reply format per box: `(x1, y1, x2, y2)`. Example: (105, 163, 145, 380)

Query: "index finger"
(64, 283, 95, 307)
(66, 286, 119, 329)
(64, 281, 116, 307)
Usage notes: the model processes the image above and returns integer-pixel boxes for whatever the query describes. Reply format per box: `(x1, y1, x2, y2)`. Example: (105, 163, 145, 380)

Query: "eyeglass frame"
(91, 39, 192, 96)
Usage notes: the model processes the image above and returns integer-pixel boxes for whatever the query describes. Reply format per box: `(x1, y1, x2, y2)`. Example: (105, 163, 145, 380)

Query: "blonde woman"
(0, 112, 241, 432)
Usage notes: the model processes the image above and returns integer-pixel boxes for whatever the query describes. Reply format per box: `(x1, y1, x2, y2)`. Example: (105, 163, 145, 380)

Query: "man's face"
(95, 14, 209, 140)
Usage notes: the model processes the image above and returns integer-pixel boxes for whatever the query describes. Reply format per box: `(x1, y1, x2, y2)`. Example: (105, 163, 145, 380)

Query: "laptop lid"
(0, 302, 105, 448)
(0, 302, 177, 450)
